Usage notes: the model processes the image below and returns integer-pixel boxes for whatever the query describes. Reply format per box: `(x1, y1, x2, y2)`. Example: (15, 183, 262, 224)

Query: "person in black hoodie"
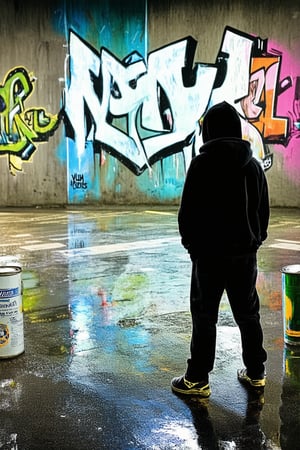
(171, 101, 269, 397)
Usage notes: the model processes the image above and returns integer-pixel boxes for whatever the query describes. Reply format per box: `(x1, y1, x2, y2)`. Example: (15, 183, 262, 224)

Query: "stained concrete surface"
(0, 206, 299, 449)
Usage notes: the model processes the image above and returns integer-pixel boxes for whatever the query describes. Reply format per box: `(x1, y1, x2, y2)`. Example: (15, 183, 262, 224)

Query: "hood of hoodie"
(200, 101, 252, 169)
(202, 101, 242, 142)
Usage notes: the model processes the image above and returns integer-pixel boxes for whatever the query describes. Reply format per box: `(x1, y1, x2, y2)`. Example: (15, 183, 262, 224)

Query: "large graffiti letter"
(247, 57, 288, 141)
(210, 27, 289, 170)
(142, 38, 216, 164)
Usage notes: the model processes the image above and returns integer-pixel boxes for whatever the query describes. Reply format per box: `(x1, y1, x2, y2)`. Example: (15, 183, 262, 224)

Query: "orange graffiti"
(248, 57, 288, 140)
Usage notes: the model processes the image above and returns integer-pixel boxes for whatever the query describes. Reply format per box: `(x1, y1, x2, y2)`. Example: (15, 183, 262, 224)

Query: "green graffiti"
(0, 67, 59, 174)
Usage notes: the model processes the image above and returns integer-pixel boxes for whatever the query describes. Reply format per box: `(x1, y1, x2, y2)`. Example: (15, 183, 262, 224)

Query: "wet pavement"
(0, 206, 299, 450)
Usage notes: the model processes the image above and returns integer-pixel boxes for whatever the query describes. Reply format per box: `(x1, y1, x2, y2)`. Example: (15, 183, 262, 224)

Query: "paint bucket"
(0, 266, 24, 358)
(282, 264, 300, 346)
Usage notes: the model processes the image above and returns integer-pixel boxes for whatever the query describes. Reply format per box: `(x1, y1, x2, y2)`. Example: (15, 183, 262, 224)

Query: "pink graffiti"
(264, 41, 300, 183)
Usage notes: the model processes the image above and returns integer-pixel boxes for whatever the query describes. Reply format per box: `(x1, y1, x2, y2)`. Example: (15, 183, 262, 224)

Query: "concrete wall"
(0, 0, 299, 207)
(0, 1, 66, 206)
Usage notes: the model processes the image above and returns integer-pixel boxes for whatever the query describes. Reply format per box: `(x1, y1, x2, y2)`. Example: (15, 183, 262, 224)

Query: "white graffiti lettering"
(64, 32, 216, 174)
(63, 27, 289, 175)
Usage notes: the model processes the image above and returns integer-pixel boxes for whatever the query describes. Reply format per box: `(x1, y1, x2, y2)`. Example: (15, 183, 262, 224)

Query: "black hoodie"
(178, 101, 270, 258)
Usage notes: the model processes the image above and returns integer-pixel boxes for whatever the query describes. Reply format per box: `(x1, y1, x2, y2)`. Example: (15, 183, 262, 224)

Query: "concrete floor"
(0, 206, 299, 449)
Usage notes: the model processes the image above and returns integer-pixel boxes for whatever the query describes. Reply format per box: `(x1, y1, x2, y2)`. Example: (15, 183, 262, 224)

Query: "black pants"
(185, 253, 267, 382)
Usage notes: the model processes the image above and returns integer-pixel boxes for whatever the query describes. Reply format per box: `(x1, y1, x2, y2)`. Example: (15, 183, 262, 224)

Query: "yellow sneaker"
(171, 376, 211, 397)
(237, 368, 266, 388)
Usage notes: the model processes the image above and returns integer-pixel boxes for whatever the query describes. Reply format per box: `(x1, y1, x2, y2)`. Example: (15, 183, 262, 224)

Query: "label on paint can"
(0, 266, 24, 358)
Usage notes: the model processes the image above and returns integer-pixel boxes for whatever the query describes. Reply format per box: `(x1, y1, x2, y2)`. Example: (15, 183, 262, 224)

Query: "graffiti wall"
(0, 0, 299, 207)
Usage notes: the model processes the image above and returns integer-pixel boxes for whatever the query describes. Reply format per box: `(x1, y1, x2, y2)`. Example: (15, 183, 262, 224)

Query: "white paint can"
(0, 266, 24, 358)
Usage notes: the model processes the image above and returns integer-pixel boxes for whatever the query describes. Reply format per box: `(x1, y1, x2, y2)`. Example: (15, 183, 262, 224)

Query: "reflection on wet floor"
(175, 389, 266, 450)
(280, 346, 300, 450)
(0, 207, 298, 449)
